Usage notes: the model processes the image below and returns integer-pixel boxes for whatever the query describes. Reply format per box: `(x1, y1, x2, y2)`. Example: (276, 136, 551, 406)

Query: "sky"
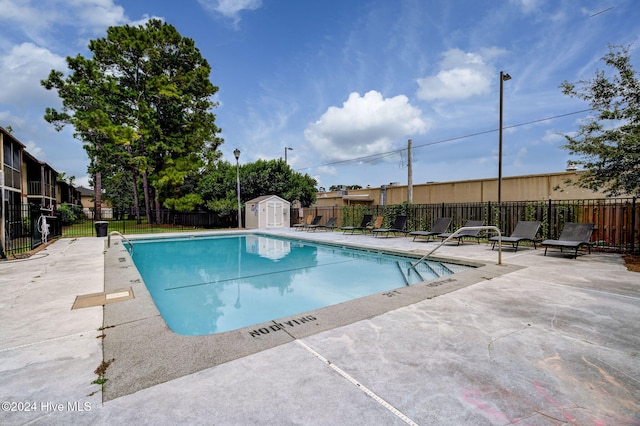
(1, 0, 639, 191)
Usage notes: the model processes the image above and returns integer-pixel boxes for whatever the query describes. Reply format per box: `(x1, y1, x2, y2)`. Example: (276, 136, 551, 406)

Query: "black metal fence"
(1, 206, 239, 257)
(61, 210, 239, 239)
(2, 198, 638, 257)
(297, 198, 639, 254)
(2, 204, 63, 257)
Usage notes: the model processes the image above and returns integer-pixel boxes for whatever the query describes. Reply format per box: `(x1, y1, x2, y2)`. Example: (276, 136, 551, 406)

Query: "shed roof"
(246, 195, 290, 204)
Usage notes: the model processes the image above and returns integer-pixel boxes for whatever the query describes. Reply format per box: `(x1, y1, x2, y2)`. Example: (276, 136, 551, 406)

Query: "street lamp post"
(498, 71, 511, 205)
(233, 148, 242, 229)
(284, 147, 293, 164)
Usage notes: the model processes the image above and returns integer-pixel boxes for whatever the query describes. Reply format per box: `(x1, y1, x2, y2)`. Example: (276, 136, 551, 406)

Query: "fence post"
(547, 199, 553, 239)
(632, 197, 637, 254)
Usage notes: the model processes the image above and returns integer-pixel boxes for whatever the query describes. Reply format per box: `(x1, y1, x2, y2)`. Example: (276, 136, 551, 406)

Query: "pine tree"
(560, 45, 640, 197)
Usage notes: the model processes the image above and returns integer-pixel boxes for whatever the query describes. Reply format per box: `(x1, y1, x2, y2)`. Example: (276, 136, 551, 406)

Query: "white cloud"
(1, 0, 128, 46)
(197, 0, 262, 25)
(513, 147, 528, 167)
(74, 175, 93, 189)
(0, 43, 67, 108)
(0, 0, 49, 29)
(304, 90, 430, 162)
(317, 165, 337, 176)
(510, 0, 543, 14)
(24, 140, 45, 160)
(128, 14, 165, 28)
(66, 0, 128, 29)
(542, 130, 565, 143)
(416, 48, 505, 101)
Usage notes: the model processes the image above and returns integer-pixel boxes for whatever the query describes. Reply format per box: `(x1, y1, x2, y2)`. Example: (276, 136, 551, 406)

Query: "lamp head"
(502, 73, 512, 81)
(233, 148, 240, 160)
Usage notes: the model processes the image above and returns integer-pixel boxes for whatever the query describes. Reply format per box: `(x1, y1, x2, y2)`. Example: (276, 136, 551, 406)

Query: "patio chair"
(341, 214, 373, 234)
(372, 215, 408, 238)
(293, 214, 313, 230)
(489, 220, 541, 251)
(307, 217, 337, 232)
(304, 215, 323, 230)
(438, 220, 484, 245)
(409, 217, 452, 242)
(541, 222, 594, 259)
(364, 216, 385, 234)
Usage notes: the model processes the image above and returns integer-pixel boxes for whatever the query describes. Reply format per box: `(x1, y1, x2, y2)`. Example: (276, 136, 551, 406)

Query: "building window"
(2, 141, 21, 190)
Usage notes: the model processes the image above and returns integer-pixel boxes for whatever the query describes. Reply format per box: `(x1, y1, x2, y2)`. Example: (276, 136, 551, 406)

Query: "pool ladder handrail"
(409, 225, 502, 271)
(107, 231, 133, 254)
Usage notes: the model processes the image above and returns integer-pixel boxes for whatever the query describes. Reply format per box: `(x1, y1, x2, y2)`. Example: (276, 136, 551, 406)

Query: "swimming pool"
(129, 233, 471, 335)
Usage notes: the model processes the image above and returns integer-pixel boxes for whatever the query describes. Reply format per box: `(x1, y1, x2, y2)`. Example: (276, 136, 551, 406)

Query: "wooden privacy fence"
(296, 198, 639, 254)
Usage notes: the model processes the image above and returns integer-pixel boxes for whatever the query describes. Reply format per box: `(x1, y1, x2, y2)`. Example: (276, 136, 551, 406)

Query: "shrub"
(58, 204, 77, 225)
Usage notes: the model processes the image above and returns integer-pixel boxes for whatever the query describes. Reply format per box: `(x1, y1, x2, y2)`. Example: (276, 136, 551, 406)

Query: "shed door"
(266, 201, 283, 228)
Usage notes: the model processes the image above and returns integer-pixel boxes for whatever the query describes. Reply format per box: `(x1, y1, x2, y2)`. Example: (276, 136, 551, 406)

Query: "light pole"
(284, 147, 293, 164)
(233, 148, 242, 229)
(498, 71, 511, 205)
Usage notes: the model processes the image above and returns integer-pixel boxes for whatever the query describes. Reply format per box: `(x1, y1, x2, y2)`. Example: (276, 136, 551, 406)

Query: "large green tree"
(102, 169, 136, 219)
(42, 19, 222, 222)
(560, 45, 640, 197)
(197, 158, 317, 216)
(241, 159, 317, 205)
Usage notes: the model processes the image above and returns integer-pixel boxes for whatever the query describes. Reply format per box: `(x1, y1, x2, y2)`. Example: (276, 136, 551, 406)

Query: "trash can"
(95, 221, 109, 237)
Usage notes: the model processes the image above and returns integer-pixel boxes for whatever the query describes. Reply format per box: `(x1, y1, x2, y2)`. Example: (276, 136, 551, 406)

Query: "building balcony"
(27, 181, 56, 198)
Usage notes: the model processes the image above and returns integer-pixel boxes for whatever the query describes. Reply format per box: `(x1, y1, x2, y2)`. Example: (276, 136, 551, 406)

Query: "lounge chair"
(341, 214, 373, 234)
(541, 222, 594, 258)
(489, 221, 541, 251)
(364, 216, 384, 234)
(409, 217, 452, 242)
(297, 215, 322, 231)
(372, 215, 408, 238)
(307, 217, 337, 232)
(293, 214, 313, 230)
(438, 220, 484, 245)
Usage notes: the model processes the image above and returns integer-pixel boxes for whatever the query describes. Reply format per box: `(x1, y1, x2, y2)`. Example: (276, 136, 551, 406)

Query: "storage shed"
(245, 195, 291, 229)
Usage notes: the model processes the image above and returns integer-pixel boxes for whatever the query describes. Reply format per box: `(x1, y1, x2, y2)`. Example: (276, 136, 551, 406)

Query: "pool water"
(129, 234, 470, 335)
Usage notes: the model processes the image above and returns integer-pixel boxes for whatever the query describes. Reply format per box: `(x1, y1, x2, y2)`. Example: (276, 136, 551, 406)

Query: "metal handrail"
(409, 226, 502, 270)
(107, 231, 133, 254)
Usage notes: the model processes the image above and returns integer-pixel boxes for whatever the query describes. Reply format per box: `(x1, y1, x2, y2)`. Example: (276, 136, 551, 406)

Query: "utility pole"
(407, 139, 413, 203)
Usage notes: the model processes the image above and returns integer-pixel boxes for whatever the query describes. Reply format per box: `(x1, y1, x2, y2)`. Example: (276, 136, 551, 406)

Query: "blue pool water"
(129, 234, 470, 335)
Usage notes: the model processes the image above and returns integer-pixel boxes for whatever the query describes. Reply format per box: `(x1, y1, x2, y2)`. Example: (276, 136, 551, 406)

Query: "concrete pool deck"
(1, 230, 639, 424)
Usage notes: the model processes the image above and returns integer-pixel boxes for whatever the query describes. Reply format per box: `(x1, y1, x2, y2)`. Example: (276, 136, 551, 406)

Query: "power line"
(295, 108, 592, 171)
(590, 7, 614, 18)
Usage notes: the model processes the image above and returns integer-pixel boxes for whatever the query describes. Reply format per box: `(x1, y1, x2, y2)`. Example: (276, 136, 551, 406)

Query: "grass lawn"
(62, 219, 223, 238)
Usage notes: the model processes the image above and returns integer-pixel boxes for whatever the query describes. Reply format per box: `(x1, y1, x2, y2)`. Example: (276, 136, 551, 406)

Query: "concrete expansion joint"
(295, 340, 419, 426)
(487, 324, 532, 361)
(0, 330, 98, 353)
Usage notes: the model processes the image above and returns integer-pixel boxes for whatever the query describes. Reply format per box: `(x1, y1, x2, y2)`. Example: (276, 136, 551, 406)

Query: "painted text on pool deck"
(249, 315, 317, 338)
